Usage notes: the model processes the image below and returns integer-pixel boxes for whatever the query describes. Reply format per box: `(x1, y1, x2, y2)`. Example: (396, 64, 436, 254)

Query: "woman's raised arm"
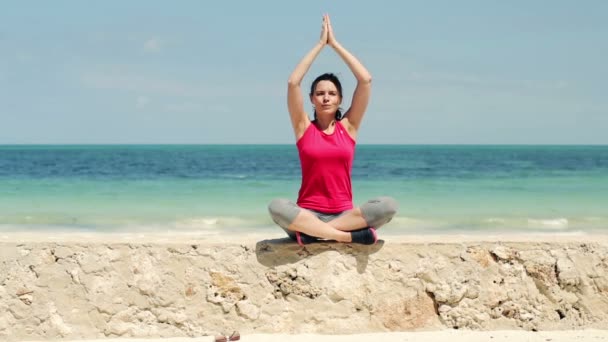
(327, 15, 372, 136)
(287, 16, 329, 140)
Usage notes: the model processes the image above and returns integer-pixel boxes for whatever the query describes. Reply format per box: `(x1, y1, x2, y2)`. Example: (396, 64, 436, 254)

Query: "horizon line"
(1, 143, 607, 147)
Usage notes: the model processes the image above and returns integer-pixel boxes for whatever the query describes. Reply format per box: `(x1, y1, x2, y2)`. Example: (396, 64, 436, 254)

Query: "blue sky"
(1, 1, 606, 144)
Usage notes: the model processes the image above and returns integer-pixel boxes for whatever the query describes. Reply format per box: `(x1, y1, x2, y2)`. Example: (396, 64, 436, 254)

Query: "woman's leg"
(327, 196, 398, 231)
(268, 199, 351, 242)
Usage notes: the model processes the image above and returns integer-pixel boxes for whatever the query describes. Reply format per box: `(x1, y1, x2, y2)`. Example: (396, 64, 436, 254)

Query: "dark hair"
(310, 73, 343, 121)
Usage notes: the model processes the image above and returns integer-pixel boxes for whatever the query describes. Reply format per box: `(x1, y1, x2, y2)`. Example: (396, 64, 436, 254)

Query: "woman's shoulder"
(294, 119, 313, 142)
(338, 117, 358, 141)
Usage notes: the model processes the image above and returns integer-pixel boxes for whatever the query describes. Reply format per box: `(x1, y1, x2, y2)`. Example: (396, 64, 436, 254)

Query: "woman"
(268, 14, 397, 245)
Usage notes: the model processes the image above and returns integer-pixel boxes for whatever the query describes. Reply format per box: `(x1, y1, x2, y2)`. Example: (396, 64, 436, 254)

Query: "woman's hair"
(310, 73, 343, 121)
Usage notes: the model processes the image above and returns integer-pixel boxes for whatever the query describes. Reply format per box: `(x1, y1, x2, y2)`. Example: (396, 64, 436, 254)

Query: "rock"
(1, 239, 608, 339)
(431, 279, 469, 305)
(106, 321, 136, 336)
(524, 262, 557, 286)
(556, 258, 580, 289)
(52, 246, 74, 260)
(416, 268, 440, 284)
(68, 269, 81, 284)
(465, 246, 494, 268)
(9, 300, 30, 320)
(561, 292, 580, 305)
(374, 292, 440, 329)
(491, 246, 517, 262)
(594, 277, 608, 293)
(439, 299, 490, 329)
(153, 308, 175, 324)
(48, 302, 73, 337)
(518, 249, 555, 266)
(236, 300, 260, 320)
(18, 294, 33, 305)
(208, 271, 245, 302)
(78, 253, 108, 274)
(265, 268, 321, 299)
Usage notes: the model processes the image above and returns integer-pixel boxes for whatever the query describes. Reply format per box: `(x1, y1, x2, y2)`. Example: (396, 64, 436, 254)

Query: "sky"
(1, 1, 607, 144)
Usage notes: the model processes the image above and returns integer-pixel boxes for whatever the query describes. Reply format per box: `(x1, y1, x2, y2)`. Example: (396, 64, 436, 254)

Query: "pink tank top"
(296, 120, 355, 213)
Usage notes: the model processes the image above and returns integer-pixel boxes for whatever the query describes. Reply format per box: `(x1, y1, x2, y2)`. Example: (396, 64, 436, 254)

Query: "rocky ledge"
(1, 236, 607, 341)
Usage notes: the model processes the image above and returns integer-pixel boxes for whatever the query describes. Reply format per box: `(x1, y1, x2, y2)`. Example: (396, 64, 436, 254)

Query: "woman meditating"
(268, 14, 397, 245)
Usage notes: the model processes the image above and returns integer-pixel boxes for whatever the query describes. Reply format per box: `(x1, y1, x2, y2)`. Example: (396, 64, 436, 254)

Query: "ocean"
(0, 145, 606, 235)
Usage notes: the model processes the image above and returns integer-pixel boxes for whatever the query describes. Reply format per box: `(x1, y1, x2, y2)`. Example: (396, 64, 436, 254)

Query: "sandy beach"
(21, 330, 608, 342)
(2, 232, 608, 341)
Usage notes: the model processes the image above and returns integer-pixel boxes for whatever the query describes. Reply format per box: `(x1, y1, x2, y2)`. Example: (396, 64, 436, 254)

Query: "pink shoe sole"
(295, 231, 304, 246)
(370, 227, 378, 244)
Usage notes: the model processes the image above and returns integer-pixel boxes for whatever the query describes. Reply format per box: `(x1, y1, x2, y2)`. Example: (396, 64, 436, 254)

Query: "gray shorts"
(267, 197, 398, 240)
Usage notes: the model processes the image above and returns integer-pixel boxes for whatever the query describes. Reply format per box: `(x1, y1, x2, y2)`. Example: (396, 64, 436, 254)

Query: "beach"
(2, 145, 607, 340)
(5, 0, 608, 339)
(19, 330, 608, 342)
(2, 232, 608, 341)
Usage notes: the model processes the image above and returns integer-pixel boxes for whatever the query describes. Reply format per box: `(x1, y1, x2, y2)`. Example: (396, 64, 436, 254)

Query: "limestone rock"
(556, 257, 581, 289)
(464, 246, 495, 268)
(491, 245, 517, 262)
(374, 292, 440, 329)
(1, 238, 607, 339)
(265, 268, 321, 299)
(207, 271, 246, 313)
(236, 300, 260, 320)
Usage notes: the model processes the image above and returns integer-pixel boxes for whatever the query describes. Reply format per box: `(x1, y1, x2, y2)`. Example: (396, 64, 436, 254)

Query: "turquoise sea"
(0, 145, 606, 235)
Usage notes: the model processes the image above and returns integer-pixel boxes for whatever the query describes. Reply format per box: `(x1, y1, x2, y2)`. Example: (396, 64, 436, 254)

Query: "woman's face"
(310, 80, 342, 117)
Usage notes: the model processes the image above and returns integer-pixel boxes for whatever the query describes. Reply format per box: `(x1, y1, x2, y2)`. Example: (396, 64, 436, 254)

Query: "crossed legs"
(268, 197, 398, 243)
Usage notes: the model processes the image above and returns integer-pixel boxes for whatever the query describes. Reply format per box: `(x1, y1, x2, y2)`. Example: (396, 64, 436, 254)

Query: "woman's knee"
(268, 198, 301, 229)
(361, 196, 398, 227)
(379, 196, 398, 217)
(268, 198, 289, 215)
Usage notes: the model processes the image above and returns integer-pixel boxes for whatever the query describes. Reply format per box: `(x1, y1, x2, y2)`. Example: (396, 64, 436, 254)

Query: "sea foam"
(527, 218, 569, 229)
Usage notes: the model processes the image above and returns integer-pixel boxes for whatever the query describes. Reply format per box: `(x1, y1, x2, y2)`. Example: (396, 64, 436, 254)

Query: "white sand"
(2, 231, 608, 244)
(23, 330, 608, 342)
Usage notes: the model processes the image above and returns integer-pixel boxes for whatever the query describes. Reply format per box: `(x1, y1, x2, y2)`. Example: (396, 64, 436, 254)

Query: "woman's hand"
(326, 14, 338, 47)
(319, 15, 329, 45)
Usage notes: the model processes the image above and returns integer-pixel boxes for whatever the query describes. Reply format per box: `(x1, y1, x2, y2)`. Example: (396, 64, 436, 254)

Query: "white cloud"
(15, 51, 34, 63)
(402, 70, 569, 91)
(136, 96, 149, 109)
(164, 102, 232, 114)
(207, 104, 232, 114)
(165, 102, 202, 113)
(144, 38, 161, 52)
(367, 51, 571, 92)
(81, 71, 217, 97)
(80, 70, 281, 98)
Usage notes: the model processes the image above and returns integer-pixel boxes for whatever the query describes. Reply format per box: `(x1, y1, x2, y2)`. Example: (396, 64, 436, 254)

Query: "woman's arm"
(327, 15, 372, 135)
(287, 16, 328, 140)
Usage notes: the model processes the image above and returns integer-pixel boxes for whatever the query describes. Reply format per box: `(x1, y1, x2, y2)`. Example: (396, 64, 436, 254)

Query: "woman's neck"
(314, 116, 336, 131)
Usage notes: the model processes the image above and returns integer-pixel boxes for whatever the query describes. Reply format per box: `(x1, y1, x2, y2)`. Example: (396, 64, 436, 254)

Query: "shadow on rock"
(255, 238, 384, 273)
